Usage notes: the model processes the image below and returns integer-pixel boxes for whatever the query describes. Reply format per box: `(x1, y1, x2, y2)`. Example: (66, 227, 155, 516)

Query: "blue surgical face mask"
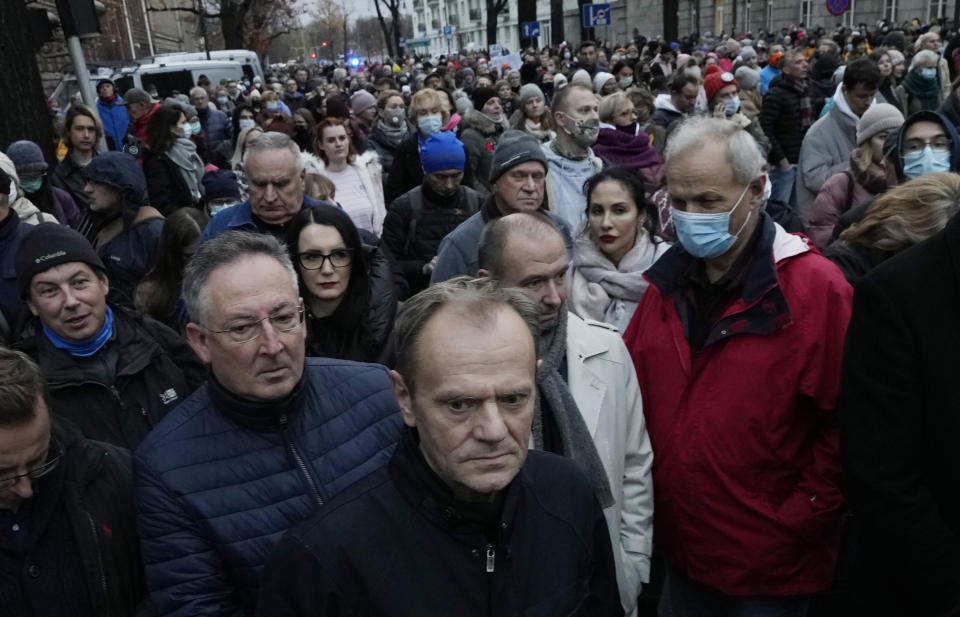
(239, 118, 256, 130)
(921, 67, 938, 80)
(724, 96, 741, 115)
(266, 102, 281, 111)
(903, 146, 951, 179)
(217, 96, 228, 104)
(670, 182, 755, 258)
(418, 114, 443, 136)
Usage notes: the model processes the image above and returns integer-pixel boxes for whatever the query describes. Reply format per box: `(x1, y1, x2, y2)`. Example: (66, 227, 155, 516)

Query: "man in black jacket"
(0, 346, 147, 617)
(257, 277, 622, 617)
(760, 49, 812, 208)
(382, 131, 480, 293)
(14, 224, 205, 450)
(841, 211, 960, 616)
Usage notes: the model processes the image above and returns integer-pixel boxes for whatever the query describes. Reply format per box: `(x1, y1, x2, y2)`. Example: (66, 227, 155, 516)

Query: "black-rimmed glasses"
(0, 437, 63, 491)
(297, 249, 354, 270)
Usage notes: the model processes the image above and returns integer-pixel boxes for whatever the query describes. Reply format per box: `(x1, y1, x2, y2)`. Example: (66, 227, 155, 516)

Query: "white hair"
(665, 117, 764, 184)
(242, 131, 304, 172)
(910, 49, 941, 71)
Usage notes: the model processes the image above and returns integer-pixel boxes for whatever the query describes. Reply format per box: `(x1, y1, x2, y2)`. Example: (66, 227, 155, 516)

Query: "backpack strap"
(404, 187, 424, 257)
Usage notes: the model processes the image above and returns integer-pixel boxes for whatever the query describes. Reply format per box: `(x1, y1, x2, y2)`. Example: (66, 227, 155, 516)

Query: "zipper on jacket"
(279, 414, 324, 507)
(85, 511, 109, 596)
(485, 543, 495, 573)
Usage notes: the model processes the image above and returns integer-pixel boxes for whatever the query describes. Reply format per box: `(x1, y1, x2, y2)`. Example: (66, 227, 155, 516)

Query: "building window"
(766, 0, 773, 30)
(928, 0, 946, 19)
(799, 0, 812, 26)
(743, 1, 751, 33)
(884, 0, 897, 21)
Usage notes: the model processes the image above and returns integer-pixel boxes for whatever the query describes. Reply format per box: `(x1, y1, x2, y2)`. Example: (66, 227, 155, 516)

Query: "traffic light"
(321, 41, 328, 47)
(312, 52, 317, 58)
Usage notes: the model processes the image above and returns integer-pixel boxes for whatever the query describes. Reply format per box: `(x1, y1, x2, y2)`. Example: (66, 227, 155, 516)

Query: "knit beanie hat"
(202, 169, 242, 202)
(703, 72, 738, 103)
(553, 73, 569, 91)
(704, 64, 721, 78)
(326, 94, 351, 119)
(420, 131, 466, 174)
(471, 87, 498, 111)
(571, 70, 592, 88)
(6, 141, 48, 175)
(857, 103, 905, 146)
(16, 224, 105, 297)
(886, 49, 906, 69)
(592, 71, 615, 93)
(519, 83, 545, 106)
(488, 130, 548, 184)
(740, 46, 757, 62)
(734, 67, 761, 91)
(350, 89, 377, 114)
(676, 53, 691, 69)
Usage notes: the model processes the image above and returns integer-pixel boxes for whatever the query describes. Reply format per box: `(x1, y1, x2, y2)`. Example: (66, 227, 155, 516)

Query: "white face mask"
(239, 118, 256, 130)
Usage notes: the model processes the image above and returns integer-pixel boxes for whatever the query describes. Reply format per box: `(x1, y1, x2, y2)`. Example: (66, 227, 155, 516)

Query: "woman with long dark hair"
(143, 103, 205, 214)
(569, 167, 671, 331)
(135, 207, 208, 331)
(286, 203, 397, 365)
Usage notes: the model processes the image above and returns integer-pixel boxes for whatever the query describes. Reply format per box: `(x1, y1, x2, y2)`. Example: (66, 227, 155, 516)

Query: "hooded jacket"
(0, 154, 57, 226)
(652, 94, 685, 129)
(796, 84, 860, 220)
(97, 95, 131, 150)
(541, 141, 603, 228)
(889, 109, 960, 181)
(85, 152, 165, 309)
(623, 213, 852, 596)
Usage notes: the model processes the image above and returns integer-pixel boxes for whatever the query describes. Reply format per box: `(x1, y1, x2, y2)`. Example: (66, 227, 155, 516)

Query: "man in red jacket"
(623, 117, 852, 616)
(120, 88, 160, 146)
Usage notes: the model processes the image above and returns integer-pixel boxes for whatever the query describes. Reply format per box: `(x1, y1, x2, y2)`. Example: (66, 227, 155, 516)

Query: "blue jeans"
(659, 566, 811, 617)
(767, 165, 797, 208)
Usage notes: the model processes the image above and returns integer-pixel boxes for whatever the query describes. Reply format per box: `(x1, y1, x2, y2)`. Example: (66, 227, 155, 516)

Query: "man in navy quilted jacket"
(134, 230, 402, 617)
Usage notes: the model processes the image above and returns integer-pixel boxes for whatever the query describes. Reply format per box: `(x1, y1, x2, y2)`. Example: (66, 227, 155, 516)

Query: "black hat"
(202, 170, 242, 202)
(470, 86, 498, 111)
(0, 167, 10, 196)
(16, 224, 105, 298)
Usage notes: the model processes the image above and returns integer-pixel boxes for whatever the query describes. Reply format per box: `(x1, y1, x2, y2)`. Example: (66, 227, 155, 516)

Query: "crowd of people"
(2, 15, 960, 617)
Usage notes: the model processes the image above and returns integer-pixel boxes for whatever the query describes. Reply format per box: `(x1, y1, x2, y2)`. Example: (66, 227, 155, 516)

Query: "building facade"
(406, 0, 953, 56)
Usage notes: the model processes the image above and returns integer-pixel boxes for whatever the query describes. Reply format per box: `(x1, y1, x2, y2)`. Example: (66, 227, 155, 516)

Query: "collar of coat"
(646, 211, 811, 344)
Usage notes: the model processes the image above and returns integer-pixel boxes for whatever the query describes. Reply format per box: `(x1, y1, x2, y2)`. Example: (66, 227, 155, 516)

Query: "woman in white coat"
(308, 117, 386, 236)
(570, 167, 670, 332)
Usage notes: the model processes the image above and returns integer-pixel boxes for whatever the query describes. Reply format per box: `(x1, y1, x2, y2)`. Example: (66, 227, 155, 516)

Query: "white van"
(147, 50, 264, 84)
(112, 60, 245, 99)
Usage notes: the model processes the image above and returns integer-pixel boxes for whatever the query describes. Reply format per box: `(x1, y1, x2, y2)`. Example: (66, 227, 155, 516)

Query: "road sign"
(522, 21, 541, 38)
(399, 37, 406, 46)
(582, 3, 612, 28)
(825, 0, 849, 15)
(443, 25, 453, 37)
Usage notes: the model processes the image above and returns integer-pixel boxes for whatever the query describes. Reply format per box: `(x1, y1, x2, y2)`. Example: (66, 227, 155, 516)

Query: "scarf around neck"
(165, 137, 205, 202)
(533, 309, 615, 508)
(376, 119, 409, 146)
(43, 305, 114, 357)
(904, 70, 942, 110)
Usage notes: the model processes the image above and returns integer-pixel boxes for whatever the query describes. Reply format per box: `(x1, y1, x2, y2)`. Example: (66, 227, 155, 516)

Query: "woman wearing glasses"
(286, 204, 398, 366)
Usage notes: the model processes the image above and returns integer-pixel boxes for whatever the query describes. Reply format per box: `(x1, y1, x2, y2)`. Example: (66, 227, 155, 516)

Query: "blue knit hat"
(420, 132, 466, 174)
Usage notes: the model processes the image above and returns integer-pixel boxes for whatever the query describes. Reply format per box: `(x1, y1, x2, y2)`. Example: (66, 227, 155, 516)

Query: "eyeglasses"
(904, 136, 951, 153)
(297, 248, 354, 270)
(204, 303, 305, 344)
(0, 438, 63, 491)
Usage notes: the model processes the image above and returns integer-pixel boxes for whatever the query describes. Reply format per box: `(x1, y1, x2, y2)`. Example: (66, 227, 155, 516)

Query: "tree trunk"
(550, 0, 564, 45)
(390, 6, 403, 60)
(220, 3, 246, 50)
(485, 0, 498, 46)
(373, 0, 396, 57)
(0, 0, 54, 161)
(517, 0, 537, 50)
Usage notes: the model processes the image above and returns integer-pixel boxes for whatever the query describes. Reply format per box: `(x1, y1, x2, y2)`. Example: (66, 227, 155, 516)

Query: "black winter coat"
(383, 132, 476, 205)
(0, 423, 147, 617)
(305, 242, 398, 366)
(760, 75, 810, 164)
(256, 428, 623, 617)
(17, 308, 206, 450)
(823, 239, 892, 286)
(381, 183, 481, 293)
(142, 149, 196, 215)
(841, 212, 960, 616)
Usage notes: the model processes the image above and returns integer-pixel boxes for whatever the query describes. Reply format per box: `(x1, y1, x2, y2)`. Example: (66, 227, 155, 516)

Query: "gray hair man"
(430, 130, 573, 283)
(201, 132, 328, 242)
(0, 346, 147, 616)
(256, 276, 623, 616)
(623, 117, 851, 614)
(477, 212, 654, 616)
(190, 85, 232, 151)
(134, 230, 401, 617)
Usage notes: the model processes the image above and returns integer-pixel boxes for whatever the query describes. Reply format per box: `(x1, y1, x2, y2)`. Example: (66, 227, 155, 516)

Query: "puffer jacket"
(85, 152, 165, 309)
(382, 182, 481, 292)
(134, 358, 402, 617)
(0, 422, 148, 617)
(198, 107, 232, 151)
(17, 307, 206, 450)
(807, 149, 895, 250)
(255, 428, 622, 617)
(797, 86, 860, 218)
(623, 213, 852, 596)
(760, 75, 811, 165)
(97, 96, 131, 150)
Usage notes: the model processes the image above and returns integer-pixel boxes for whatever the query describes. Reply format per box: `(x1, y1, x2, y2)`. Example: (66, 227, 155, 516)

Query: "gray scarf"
(165, 137, 205, 203)
(376, 119, 409, 147)
(533, 309, 615, 508)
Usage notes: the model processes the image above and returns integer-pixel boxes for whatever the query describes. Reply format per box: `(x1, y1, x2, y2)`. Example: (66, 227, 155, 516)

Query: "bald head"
(478, 213, 565, 278)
